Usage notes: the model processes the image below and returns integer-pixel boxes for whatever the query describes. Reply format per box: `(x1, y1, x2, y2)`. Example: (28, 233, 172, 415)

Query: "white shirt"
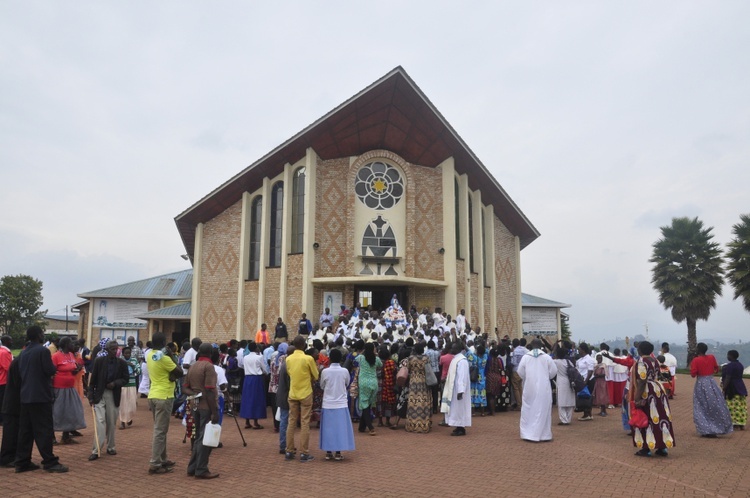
(662, 352, 677, 375)
(320, 364, 350, 409)
(214, 365, 228, 398)
(576, 355, 596, 378)
(182, 348, 198, 374)
(455, 314, 466, 334)
(243, 352, 269, 376)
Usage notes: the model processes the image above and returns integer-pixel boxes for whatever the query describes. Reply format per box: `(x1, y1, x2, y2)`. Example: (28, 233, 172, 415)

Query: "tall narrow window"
(468, 196, 475, 272)
(249, 196, 263, 280)
(482, 210, 488, 285)
(291, 167, 306, 253)
(269, 182, 284, 267)
(454, 178, 461, 258)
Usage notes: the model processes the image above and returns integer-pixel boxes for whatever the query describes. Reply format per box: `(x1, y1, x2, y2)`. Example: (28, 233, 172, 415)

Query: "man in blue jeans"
(276, 346, 293, 454)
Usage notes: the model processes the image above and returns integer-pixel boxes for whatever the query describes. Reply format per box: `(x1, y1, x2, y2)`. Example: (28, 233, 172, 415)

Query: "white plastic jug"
(203, 422, 222, 447)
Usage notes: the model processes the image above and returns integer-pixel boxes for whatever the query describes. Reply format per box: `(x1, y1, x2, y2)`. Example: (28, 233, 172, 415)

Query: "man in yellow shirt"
(284, 336, 318, 462)
(146, 332, 184, 475)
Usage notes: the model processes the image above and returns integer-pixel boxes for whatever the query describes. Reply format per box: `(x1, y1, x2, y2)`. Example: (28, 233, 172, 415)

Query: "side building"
(175, 67, 540, 345)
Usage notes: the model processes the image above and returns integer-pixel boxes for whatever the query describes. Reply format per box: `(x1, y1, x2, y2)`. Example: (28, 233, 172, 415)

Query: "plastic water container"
(203, 422, 222, 447)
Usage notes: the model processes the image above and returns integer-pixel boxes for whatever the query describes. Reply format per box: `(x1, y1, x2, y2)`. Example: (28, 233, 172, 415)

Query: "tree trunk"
(686, 317, 698, 366)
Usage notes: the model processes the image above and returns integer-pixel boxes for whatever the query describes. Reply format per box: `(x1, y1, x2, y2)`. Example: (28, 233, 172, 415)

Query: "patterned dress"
(691, 354, 733, 436)
(722, 360, 748, 428)
(467, 351, 488, 407)
(405, 355, 431, 433)
(486, 355, 510, 409)
(377, 359, 397, 418)
(631, 356, 675, 452)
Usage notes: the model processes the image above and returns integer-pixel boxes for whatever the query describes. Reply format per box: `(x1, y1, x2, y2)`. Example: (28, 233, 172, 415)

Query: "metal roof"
(521, 293, 571, 309)
(77, 269, 193, 299)
(135, 302, 191, 320)
(44, 314, 79, 322)
(175, 66, 540, 260)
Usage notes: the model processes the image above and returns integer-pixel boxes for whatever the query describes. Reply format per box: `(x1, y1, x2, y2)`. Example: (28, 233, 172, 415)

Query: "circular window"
(354, 161, 404, 210)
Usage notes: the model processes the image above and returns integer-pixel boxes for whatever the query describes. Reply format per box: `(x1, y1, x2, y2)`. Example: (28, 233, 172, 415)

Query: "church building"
(175, 67, 539, 344)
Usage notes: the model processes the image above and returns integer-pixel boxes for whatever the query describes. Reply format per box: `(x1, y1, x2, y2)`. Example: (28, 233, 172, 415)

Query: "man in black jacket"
(87, 339, 129, 461)
(15, 326, 68, 473)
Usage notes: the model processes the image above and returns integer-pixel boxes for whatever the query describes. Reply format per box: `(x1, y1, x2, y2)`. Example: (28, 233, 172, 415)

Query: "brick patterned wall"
(494, 215, 518, 339)
(315, 157, 352, 277)
(470, 274, 479, 331)
(456, 262, 466, 314)
(412, 287, 445, 311)
(285, 254, 303, 329)
(484, 290, 492, 337)
(410, 165, 444, 279)
(242, 280, 259, 341)
(199, 200, 242, 344)
(264, 267, 281, 327)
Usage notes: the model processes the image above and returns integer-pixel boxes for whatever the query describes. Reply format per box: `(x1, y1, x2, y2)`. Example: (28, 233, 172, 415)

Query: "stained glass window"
(354, 161, 404, 210)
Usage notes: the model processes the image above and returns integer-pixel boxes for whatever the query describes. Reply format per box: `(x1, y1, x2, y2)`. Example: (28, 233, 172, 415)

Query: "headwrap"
(96, 338, 110, 357)
(275, 343, 289, 366)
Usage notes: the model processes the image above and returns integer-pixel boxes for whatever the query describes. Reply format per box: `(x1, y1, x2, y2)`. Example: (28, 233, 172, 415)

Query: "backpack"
(566, 359, 587, 393)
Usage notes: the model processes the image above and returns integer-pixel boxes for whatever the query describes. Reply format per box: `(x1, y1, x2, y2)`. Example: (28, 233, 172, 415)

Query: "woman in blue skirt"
(240, 341, 269, 429)
(319, 348, 355, 461)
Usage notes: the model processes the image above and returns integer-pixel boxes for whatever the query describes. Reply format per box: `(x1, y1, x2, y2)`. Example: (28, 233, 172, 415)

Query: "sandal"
(252, 425, 264, 430)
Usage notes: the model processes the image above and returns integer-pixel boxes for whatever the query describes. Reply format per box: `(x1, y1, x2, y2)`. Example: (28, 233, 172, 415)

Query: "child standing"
(592, 354, 609, 417)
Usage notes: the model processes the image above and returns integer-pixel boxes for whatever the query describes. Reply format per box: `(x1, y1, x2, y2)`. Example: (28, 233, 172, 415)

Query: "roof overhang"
(175, 66, 540, 258)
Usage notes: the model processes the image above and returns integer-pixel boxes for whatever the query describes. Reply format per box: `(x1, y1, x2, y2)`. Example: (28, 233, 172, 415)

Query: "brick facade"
(198, 199, 242, 344)
(494, 215, 519, 338)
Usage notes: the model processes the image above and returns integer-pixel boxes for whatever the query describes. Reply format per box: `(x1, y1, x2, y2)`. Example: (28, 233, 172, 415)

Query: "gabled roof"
(77, 270, 193, 300)
(175, 66, 540, 258)
(522, 293, 571, 309)
(135, 302, 191, 320)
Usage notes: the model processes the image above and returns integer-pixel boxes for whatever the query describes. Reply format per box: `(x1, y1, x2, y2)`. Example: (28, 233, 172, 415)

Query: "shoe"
(284, 452, 296, 461)
(149, 466, 173, 475)
(70, 430, 84, 437)
(450, 428, 466, 436)
(599, 412, 608, 417)
(252, 424, 263, 430)
(635, 449, 652, 457)
(557, 422, 570, 426)
(15, 462, 40, 473)
(438, 422, 449, 427)
(655, 449, 668, 457)
(61, 437, 79, 444)
(127, 420, 133, 426)
(161, 460, 176, 468)
(701, 434, 718, 438)
(107, 449, 117, 455)
(44, 463, 69, 473)
(325, 452, 333, 461)
(279, 449, 286, 455)
(334, 453, 343, 461)
(369, 430, 376, 436)
(195, 472, 220, 479)
(299, 453, 314, 462)
(217, 442, 223, 448)
(88, 454, 99, 461)
(120, 422, 126, 430)
(52, 439, 58, 446)
(578, 416, 593, 421)
(187, 471, 195, 477)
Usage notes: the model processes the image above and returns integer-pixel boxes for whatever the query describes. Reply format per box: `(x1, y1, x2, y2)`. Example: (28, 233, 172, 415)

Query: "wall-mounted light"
(180, 254, 189, 261)
(438, 247, 445, 254)
(313, 242, 320, 250)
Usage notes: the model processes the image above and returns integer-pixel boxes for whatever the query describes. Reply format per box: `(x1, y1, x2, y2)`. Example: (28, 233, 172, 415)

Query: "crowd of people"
(0, 303, 747, 475)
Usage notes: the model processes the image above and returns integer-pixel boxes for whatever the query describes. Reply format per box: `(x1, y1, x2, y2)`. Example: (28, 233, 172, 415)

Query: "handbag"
(628, 401, 649, 429)
(396, 365, 409, 387)
(425, 362, 438, 387)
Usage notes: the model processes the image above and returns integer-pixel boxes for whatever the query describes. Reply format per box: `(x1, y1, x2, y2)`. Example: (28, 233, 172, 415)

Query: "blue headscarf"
(96, 338, 110, 357)
(275, 343, 289, 366)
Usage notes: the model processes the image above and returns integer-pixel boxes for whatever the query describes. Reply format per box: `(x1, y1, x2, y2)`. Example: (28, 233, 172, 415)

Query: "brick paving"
(2, 374, 749, 497)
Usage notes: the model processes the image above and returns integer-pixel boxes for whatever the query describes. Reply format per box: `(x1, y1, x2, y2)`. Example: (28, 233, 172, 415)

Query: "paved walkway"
(3, 374, 749, 497)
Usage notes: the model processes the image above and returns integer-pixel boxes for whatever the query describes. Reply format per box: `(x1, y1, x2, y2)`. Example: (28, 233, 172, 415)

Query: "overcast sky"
(2, 2, 748, 345)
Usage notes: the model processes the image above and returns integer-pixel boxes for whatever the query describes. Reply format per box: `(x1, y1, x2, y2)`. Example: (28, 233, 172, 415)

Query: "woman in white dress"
(552, 345, 576, 425)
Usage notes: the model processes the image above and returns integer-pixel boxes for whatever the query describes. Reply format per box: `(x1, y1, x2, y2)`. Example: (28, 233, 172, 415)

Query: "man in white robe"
(517, 339, 558, 442)
(441, 343, 471, 436)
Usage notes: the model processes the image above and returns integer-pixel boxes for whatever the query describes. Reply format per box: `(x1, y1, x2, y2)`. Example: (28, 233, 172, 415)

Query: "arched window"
(291, 167, 305, 253)
(249, 196, 263, 280)
(269, 182, 283, 267)
(454, 178, 461, 258)
(468, 195, 475, 272)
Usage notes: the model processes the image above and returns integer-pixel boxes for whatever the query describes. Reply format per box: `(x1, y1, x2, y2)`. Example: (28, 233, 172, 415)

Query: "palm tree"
(649, 217, 724, 365)
(726, 214, 750, 313)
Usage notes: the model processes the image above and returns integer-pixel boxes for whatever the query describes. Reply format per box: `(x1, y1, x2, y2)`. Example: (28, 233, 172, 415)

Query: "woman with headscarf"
(691, 342, 733, 437)
(268, 342, 289, 432)
(631, 341, 675, 456)
(405, 342, 432, 433)
(51, 337, 86, 444)
(354, 342, 381, 434)
(722, 350, 747, 431)
(118, 346, 140, 429)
